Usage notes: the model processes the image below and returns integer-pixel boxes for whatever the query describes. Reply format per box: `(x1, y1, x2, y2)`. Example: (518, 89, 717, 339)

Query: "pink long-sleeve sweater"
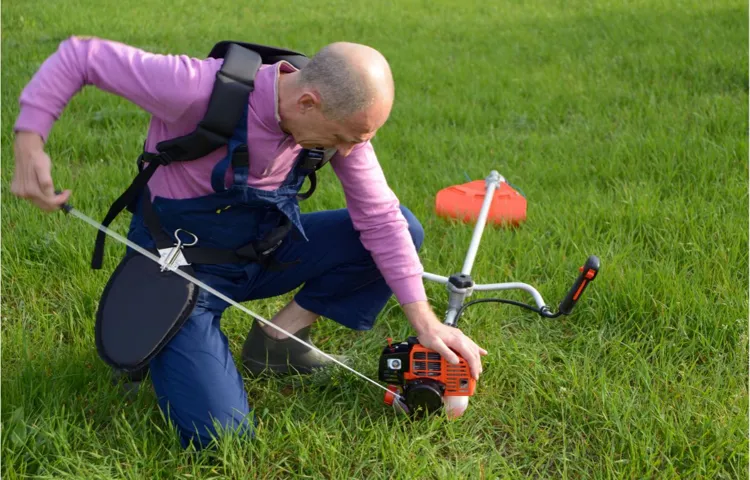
(14, 36, 426, 305)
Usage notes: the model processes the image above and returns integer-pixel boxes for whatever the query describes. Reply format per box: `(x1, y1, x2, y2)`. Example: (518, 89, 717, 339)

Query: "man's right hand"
(11, 131, 70, 211)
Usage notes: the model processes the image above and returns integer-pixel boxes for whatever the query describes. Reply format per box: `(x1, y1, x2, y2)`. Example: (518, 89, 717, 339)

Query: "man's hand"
(12, 131, 70, 211)
(403, 301, 488, 380)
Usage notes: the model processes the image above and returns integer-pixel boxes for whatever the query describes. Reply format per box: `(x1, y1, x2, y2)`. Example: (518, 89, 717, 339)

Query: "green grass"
(2, 0, 748, 478)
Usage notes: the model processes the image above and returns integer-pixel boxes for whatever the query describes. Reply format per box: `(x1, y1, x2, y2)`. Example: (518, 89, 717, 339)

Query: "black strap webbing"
(297, 172, 317, 200)
(91, 157, 167, 269)
(296, 148, 328, 200)
(155, 44, 262, 162)
(207, 41, 309, 70)
(140, 189, 174, 250)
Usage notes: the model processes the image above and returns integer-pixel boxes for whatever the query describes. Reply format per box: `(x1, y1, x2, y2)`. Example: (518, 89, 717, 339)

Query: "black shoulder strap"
(154, 44, 263, 162)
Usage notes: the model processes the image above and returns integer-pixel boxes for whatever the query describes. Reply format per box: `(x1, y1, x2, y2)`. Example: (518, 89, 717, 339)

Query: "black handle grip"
(558, 255, 600, 315)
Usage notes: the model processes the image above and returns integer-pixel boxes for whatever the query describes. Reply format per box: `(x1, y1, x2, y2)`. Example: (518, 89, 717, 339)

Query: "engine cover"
(378, 336, 476, 416)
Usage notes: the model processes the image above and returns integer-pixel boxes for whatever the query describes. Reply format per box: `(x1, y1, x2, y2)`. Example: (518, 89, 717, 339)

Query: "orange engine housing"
(378, 338, 477, 406)
(404, 344, 476, 397)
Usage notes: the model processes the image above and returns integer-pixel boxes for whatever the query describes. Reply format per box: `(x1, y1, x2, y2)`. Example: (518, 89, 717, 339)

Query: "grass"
(2, 0, 748, 478)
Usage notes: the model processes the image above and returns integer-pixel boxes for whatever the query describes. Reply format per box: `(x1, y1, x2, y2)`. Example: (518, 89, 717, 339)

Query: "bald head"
(297, 42, 394, 122)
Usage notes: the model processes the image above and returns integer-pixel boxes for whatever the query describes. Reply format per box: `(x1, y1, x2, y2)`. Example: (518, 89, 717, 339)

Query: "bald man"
(12, 37, 487, 448)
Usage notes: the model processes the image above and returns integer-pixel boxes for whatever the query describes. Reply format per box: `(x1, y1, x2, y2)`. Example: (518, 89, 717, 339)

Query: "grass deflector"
(435, 171, 527, 227)
(57, 170, 599, 418)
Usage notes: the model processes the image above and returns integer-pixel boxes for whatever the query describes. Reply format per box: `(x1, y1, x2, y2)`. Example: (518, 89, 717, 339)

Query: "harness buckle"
(138, 151, 175, 167)
(158, 229, 198, 272)
(157, 151, 175, 166)
(300, 148, 325, 170)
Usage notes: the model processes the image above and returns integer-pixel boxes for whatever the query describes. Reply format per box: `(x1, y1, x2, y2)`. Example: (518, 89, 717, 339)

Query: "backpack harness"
(90, 41, 330, 271)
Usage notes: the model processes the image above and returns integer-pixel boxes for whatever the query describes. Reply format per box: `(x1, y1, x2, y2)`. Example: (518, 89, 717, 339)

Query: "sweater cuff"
(390, 275, 427, 305)
(14, 105, 57, 143)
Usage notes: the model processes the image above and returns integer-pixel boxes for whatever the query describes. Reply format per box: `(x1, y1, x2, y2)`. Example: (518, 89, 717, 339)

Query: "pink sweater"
(14, 36, 426, 305)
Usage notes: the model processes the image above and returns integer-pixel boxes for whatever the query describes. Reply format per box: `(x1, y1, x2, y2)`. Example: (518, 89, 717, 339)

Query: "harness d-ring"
(173, 228, 198, 247)
(159, 229, 199, 272)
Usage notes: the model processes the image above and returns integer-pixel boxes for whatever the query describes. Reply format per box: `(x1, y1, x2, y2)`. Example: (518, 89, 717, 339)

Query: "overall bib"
(124, 108, 424, 448)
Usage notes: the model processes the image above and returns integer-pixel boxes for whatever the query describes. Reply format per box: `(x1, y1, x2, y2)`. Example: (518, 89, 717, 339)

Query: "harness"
(90, 41, 330, 271)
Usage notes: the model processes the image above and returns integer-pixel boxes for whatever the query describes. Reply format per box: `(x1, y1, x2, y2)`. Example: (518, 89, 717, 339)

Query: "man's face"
(291, 92, 391, 157)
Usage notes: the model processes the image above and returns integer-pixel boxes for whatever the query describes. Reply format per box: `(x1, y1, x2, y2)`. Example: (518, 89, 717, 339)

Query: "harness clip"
(157, 151, 175, 166)
(158, 229, 198, 272)
(260, 240, 284, 257)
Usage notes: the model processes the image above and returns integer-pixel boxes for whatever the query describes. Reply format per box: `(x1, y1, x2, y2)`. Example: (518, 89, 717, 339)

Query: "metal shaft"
(461, 171, 502, 275)
(65, 207, 398, 399)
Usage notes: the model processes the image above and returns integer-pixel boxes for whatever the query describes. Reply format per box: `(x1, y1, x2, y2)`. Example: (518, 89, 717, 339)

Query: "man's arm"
(12, 36, 218, 210)
(330, 141, 425, 303)
(15, 36, 218, 141)
(330, 142, 487, 379)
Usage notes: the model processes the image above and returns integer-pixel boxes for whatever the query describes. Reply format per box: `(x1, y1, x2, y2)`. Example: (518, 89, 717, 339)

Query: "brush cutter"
(377, 171, 600, 416)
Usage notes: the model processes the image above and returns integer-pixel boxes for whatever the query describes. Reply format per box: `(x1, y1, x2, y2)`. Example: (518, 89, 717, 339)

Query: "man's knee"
(400, 205, 424, 251)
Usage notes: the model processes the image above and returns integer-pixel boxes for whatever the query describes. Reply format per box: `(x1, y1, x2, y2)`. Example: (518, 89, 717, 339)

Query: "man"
(11, 37, 487, 448)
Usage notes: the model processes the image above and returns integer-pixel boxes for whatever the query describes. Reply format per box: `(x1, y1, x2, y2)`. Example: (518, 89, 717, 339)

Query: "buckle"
(156, 151, 174, 166)
(139, 151, 174, 166)
(260, 239, 284, 256)
(231, 145, 250, 168)
(300, 148, 325, 170)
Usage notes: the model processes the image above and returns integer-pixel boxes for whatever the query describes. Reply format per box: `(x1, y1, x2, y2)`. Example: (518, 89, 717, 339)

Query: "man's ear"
(298, 90, 321, 114)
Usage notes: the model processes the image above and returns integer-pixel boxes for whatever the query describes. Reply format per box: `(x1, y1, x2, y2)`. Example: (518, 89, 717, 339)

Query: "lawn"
(2, 0, 748, 478)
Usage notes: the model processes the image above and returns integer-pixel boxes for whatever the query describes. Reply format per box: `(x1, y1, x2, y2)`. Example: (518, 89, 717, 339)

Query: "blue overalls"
(125, 109, 424, 449)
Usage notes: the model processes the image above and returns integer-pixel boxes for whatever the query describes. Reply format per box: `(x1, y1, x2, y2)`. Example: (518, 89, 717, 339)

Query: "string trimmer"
(377, 171, 599, 416)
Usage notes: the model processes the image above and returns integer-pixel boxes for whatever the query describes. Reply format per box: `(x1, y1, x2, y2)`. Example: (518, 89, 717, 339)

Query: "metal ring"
(173, 229, 198, 247)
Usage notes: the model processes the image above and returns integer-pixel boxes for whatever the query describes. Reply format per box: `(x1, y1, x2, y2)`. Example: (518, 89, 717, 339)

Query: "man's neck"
(277, 71, 297, 135)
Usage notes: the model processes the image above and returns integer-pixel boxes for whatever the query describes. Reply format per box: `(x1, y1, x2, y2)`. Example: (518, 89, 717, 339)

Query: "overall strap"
(210, 105, 251, 192)
(209, 143, 251, 192)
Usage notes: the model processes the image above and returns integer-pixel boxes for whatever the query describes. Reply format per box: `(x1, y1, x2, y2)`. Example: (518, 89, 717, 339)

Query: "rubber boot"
(241, 321, 349, 376)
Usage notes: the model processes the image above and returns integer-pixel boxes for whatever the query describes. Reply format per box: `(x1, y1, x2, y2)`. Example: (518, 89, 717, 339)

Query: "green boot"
(241, 321, 349, 376)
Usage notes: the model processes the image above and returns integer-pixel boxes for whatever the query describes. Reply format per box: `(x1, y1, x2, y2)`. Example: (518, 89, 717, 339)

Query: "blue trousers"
(145, 206, 424, 448)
